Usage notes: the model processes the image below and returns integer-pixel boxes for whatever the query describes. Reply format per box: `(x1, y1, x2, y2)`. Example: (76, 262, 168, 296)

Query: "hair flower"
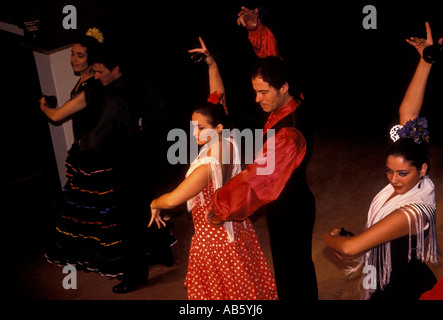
(207, 91, 223, 105)
(397, 117, 430, 144)
(85, 27, 104, 43)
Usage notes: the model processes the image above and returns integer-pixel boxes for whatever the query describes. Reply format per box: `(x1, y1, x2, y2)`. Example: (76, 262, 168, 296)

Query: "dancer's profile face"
(192, 112, 217, 146)
(93, 63, 121, 86)
(252, 76, 288, 113)
(385, 155, 426, 195)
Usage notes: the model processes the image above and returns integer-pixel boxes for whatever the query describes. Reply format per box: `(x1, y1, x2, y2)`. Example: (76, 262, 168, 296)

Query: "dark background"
(3, 1, 443, 129)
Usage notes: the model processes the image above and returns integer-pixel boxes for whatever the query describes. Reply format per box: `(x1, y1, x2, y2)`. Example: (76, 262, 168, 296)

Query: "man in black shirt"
(81, 45, 160, 294)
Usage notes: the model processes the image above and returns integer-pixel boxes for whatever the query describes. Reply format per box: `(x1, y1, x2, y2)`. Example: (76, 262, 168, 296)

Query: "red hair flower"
(207, 91, 223, 105)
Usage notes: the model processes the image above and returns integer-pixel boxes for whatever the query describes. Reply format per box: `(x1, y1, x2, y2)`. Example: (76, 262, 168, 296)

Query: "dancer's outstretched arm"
(399, 22, 442, 125)
(189, 37, 227, 113)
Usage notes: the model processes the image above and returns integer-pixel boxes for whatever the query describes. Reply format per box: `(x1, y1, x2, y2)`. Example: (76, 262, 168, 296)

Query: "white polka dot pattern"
(184, 181, 278, 300)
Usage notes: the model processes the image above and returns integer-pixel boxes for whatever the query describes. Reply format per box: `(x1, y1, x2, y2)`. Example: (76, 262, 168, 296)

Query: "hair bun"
(392, 117, 430, 144)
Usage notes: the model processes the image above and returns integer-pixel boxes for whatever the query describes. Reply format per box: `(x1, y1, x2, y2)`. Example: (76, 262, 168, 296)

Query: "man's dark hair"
(251, 56, 303, 102)
(89, 42, 123, 72)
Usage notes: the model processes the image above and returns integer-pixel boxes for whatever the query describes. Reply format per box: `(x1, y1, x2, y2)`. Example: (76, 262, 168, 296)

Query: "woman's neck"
(80, 68, 94, 82)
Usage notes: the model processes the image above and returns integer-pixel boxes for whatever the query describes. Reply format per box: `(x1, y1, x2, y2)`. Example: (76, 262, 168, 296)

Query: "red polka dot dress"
(184, 140, 278, 300)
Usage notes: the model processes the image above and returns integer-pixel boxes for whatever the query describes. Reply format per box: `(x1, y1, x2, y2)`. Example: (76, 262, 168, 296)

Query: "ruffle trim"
(45, 254, 124, 278)
(66, 182, 114, 195)
(66, 200, 115, 214)
(60, 215, 117, 229)
(65, 161, 113, 176)
(56, 227, 122, 247)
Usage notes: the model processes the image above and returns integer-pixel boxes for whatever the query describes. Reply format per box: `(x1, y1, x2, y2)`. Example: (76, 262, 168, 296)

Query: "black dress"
(45, 77, 126, 276)
(370, 233, 437, 300)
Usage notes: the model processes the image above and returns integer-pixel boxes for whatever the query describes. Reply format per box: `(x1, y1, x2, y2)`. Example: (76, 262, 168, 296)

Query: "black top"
(370, 232, 437, 300)
(70, 77, 104, 141)
(78, 76, 141, 170)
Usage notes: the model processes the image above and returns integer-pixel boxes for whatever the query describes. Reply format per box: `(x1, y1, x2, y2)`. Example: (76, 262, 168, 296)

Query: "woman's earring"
(418, 176, 424, 189)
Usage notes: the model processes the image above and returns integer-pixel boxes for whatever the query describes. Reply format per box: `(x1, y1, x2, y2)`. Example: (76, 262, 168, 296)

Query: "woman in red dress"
(149, 38, 278, 300)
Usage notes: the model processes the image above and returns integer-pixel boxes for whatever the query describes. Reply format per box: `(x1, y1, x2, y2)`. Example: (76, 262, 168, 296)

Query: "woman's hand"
(328, 228, 341, 237)
(188, 37, 214, 65)
(39, 96, 48, 111)
(406, 21, 443, 58)
(324, 228, 345, 259)
(39, 96, 46, 106)
(148, 202, 166, 229)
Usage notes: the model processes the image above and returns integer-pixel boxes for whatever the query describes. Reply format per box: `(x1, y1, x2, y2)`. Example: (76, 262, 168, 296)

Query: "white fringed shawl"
(186, 137, 242, 242)
(353, 176, 440, 299)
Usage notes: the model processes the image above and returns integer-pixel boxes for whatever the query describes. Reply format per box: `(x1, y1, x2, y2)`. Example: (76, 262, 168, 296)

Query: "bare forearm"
(399, 58, 432, 125)
(40, 92, 87, 123)
(151, 164, 211, 211)
(208, 61, 225, 97)
(40, 105, 60, 122)
(324, 234, 354, 256)
(151, 194, 177, 210)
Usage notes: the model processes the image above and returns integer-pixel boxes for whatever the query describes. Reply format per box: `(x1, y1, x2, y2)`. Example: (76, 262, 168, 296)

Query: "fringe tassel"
(349, 203, 440, 300)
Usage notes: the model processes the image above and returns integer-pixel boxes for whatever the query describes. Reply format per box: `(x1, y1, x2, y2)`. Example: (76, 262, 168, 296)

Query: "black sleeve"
(79, 97, 125, 152)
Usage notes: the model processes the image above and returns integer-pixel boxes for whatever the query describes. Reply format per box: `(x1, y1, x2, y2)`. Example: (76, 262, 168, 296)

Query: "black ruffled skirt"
(45, 145, 125, 277)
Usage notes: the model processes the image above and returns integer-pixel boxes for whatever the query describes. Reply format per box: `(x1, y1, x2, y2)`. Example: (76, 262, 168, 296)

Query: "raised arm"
(399, 22, 442, 125)
(237, 6, 279, 58)
(189, 37, 227, 113)
(40, 91, 87, 123)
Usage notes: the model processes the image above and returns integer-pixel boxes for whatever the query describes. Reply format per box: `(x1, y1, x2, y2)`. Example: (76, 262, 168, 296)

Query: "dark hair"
(193, 102, 230, 129)
(89, 42, 123, 72)
(73, 34, 100, 66)
(387, 138, 430, 172)
(251, 56, 303, 102)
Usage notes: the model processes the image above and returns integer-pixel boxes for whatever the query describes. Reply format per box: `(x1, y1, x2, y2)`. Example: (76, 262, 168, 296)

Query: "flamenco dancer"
(42, 30, 172, 291)
(206, 7, 318, 300)
(41, 28, 127, 277)
(149, 37, 278, 300)
(324, 22, 442, 300)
